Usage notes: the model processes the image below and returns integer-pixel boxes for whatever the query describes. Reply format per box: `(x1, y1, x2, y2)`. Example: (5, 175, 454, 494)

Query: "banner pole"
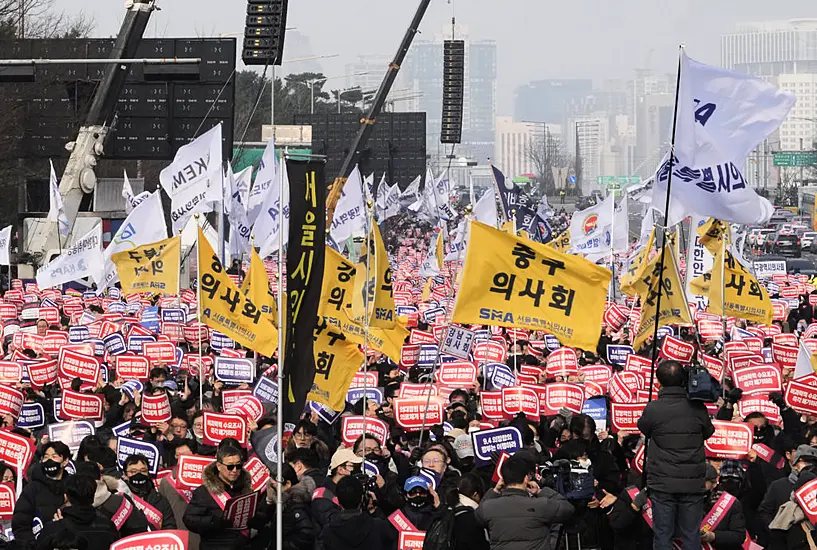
(195, 215, 204, 408)
(275, 151, 285, 550)
(609, 192, 616, 302)
(360, 187, 374, 467)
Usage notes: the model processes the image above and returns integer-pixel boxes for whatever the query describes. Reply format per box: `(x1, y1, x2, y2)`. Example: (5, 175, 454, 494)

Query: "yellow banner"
(351, 223, 396, 328)
(197, 227, 278, 357)
(620, 229, 655, 297)
(697, 218, 729, 256)
(633, 245, 693, 350)
(709, 246, 772, 324)
(452, 221, 611, 350)
(112, 236, 181, 296)
(241, 247, 277, 322)
(435, 231, 444, 269)
(547, 230, 571, 253)
(307, 317, 364, 411)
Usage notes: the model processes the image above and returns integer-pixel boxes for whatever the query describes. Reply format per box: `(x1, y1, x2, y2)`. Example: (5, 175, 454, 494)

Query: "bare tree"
(525, 128, 567, 196)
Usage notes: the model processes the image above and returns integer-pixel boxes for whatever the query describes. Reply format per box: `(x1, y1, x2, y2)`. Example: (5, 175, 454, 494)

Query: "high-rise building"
(569, 116, 608, 195)
(635, 93, 674, 173)
(494, 117, 544, 179)
(402, 25, 497, 164)
(778, 74, 817, 151)
(513, 79, 593, 126)
(721, 19, 817, 76)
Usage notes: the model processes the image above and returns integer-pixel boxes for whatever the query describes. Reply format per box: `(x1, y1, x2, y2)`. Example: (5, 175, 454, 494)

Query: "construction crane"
(24, 0, 157, 266)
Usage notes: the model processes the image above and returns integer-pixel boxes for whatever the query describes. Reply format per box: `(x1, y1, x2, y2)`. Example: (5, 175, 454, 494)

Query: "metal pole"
(275, 150, 286, 550)
(271, 65, 276, 135)
(310, 81, 315, 115)
(0, 57, 200, 65)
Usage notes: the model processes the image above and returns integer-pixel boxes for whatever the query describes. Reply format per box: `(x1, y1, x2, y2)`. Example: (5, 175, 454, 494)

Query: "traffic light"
(440, 40, 464, 144)
(242, 0, 288, 66)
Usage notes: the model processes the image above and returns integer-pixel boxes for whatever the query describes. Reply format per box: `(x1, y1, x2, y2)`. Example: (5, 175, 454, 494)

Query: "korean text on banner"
(452, 221, 611, 351)
(112, 236, 181, 296)
(307, 317, 365, 411)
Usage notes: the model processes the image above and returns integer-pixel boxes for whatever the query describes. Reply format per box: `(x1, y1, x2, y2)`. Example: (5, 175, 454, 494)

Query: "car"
(804, 232, 817, 249)
(748, 228, 763, 247)
(771, 231, 802, 257)
(786, 257, 817, 277)
(756, 229, 777, 251)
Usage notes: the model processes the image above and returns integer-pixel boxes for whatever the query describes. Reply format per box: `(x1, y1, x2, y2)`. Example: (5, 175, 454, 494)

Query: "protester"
(321, 476, 397, 550)
(268, 464, 316, 550)
(122, 454, 177, 530)
(638, 360, 716, 550)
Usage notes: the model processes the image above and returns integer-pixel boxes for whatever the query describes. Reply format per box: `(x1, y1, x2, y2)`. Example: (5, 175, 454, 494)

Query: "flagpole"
(642, 46, 684, 490)
(360, 183, 374, 470)
(609, 191, 616, 302)
(488, 161, 509, 224)
(195, 215, 204, 408)
(219, 162, 226, 264)
(275, 151, 286, 550)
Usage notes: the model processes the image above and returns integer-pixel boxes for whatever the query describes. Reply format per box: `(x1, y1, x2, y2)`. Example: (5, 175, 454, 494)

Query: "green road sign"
(596, 175, 641, 187)
(773, 151, 817, 167)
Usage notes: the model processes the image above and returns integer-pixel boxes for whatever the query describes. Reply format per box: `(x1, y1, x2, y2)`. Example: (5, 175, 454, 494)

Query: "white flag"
(159, 124, 223, 233)
(36, 224, 104, 289)
(431, 169, 457, 221)
(443, 220, 467, 262)
(0, 226, 11, 265)
(330, 165, 367, 244)
(247, 138, 277, 225)
(254, 159, 291, 259)
(400, 175, 421, 205)
(122, 170, 149, 214)
(379, 183, 401, 222)
(794, 341, 817, 380)
(473, 189, 498, 228)
(226, 166, 253, 257)
(418, 235, 441, 278)
(97, 192, 168, 290)
(652, 51, 795, 225)
(47, 160, 69, 238)
(375, 174, 388, 211)
(571, 194, 628, 259)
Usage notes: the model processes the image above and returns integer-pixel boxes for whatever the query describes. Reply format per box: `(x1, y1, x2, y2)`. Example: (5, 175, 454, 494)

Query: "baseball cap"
(452, 434, 474, 459)
(705, 463, 718, 483)
(447, 428, 467, 440)
(793, 444, 817, 465)
(404, 476, 430, 492)
(330, 448, 363, 471)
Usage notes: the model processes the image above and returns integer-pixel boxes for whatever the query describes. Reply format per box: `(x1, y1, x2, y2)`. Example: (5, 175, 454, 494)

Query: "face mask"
(578, 458, 592, 469)
(720, 479, 742, 496)
(128, 473, 151, 491)
(407, 495, 428, 509)
(42, 459, 61, 477)
(366, 453, 386, 466)
(790, 469, 801, 484)
(468, 426, 480, 434)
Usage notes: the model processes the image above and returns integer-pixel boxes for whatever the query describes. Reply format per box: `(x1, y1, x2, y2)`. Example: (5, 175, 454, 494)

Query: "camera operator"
(313, 448, 364, 534)
(637, 359, 715, 550)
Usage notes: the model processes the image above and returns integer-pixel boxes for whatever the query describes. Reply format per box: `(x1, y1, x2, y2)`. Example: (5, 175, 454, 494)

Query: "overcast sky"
(55, 0, 817, 113)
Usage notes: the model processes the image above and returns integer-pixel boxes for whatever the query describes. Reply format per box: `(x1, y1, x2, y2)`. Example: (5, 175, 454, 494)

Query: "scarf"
(458, 494, 479, 509)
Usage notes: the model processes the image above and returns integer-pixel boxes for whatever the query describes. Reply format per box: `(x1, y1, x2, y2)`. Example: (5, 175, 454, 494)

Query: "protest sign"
(60, 389, 103, 420)
(48, 421, 95, 453)
(394, 398, 443, 430)
(705, 421, 753, 459)
(341, 416, 389, 447)
(471, 426, 522, 466)
(111, 532, 189, 550)
(141, 393, 172, 424)
(214, 357, 255, 384)
(116, 437, 160, 475)
(203, 412, 247, 446)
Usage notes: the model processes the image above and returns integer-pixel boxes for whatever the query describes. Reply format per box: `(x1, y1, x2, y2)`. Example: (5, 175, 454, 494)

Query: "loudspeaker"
(242, 0, 288, 66)
(441, 40, 464, 144)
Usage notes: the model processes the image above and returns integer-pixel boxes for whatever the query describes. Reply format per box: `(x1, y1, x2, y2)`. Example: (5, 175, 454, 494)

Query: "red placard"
(394, 398, 444, 430)
(0, 304, 16, 320)
(795, 477, 817, 525)
(42, 332, 69, 356)
(0, 482, 14, 520)
(603, 303, 627, 331)
(0, 385, 23, 419)
(701, 354, 725, 383)
(743, 337, 764, 354)
(340, 416, 389, 447)
(543, 383, 585, 415)
(245, 455, 271, 492)
(785, 379, 817, 416)
(202, 412, 247, 446)
(398, 383, 437, 398)
(176, 454, 216, 489)
(60, 389, 104, 420)
(435, 361, 477, 387)
(350, 371, 378, 389)
(141, 393, 172, 425)
(111, 531, 189, 550)
(39, 307, 59, 325)
(222, 389, 252, 411)
(116, 355, 151, 381)
(737, 394, 782, 425)
(625, 354, 652, 376)
(58, 349, 100, 384)
(161, 322, 184, 342)
(0, 429, 34, 472)
(400, 344, 421, 368)
(729, 353, 763, 373)
(409, 330, 436, 344)
(704, 421, 753, 459)
(27, 359, 58, 390)
(660, 336, 695, 362)
(584, 381, 605, 399)
(142, 341, 176, 365)
(579, 365, 612, 386)
(723, 341, 748, 357)
(225, 395, 265, 422)
(480, 391, 508, 421)
(611, 402, 647, 431)
(772, 344, 798, 368)
(0, 362, 22, 385)
(732, 365, 782, 395)
(773, 333, 798, 347)
(697, 319, 723, 341)
(545, 348, 578, 377)
(608, 373, 635, 404)
(472, 340, 507, 364)
(398, 531, 426, 550)
(500, 386, 539, 417)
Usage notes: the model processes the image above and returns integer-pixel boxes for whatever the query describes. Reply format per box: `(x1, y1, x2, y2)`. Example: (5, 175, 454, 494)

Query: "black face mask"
(720, 479, 742, 497)
(366, 453, 387, 468)
(407, 494, 428, 509)
(128, 473, 151, 493)
(42, 460, 61, 477)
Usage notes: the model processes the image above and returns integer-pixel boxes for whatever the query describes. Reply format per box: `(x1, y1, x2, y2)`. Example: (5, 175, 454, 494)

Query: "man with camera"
(637, 360, 716, 550)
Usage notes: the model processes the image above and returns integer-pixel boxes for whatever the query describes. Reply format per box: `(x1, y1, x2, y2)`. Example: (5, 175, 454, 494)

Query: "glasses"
(219, 462, 243, 471)
(292, 432, 312, 440)
(422, 458, 444, 466)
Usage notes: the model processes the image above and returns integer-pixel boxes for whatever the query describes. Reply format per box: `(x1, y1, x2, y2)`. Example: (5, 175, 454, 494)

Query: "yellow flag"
(435, 231, 444, 269)
(620, 229, 655, 297)
(547, 231, 571, 253)
(197, 227, 278, 356)
(241, 248, 277, 322)
(112, 236, 181, 296)
(500, 220, 514, 234)
(351, 223, 395, 328)
(697, 218, 729, 256)
(690, 271, 711, 296)
(633, 245, 693, 350)
(421, 278, 433, 301)
(307, 317, 365, 411)
(452, 221, 611, 350)
(709, 245, 772, 324)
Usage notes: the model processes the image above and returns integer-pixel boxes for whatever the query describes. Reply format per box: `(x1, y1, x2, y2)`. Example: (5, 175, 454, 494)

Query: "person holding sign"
(122, 455, 176, 530)
(183, 444, 270, 550)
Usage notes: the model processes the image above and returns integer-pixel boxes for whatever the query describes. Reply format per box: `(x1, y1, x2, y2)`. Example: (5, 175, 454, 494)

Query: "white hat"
(452, 434, 474, 459)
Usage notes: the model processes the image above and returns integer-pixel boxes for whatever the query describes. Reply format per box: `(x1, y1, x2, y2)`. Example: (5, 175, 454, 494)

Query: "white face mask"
(578, 458, 592, 469)
(468, 426, 480, 434)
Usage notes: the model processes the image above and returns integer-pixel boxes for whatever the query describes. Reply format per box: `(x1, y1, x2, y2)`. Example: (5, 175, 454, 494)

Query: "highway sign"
(596, 176, 641, 187)
(773, 152, 817, 167)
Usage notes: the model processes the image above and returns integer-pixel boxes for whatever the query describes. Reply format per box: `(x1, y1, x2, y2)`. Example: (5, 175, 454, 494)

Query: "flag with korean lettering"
(547, 230, 570, 253)
(307, 317, 365, 411)
(452, 221, 611, 351)
(632, 245, 692, 349)
(112, 236, 181, 296)
(241, 247, 276, 323)
(197, 227, 278, 357)
(620, 228, 655, 297)
(651, 50, 795, 225)
(709, 246, 772, 325)
(351, 222, 396, 329)
(283, 158, 327, 425)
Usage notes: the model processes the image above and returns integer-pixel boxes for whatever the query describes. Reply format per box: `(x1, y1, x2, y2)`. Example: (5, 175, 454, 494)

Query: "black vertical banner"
(284, 158, 327, 425)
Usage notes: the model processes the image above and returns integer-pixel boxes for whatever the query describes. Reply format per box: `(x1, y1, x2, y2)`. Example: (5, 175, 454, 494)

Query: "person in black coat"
(122, 454, 177, 530)
(268, 464, 316, 550)
(183, 444, 270, 550)
(603, 486, 654, 550)
(701, 460, 749, 550)
(12, 441, 73, 547)
(35, 473, 119, 550)
(321, 476, 397, 550)
(448, 473, 490, 550)
(636, 360, 715, 550)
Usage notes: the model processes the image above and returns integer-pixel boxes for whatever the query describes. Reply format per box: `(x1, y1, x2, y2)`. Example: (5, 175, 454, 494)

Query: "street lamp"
(287, 71, 370, 114)
(269, 53, 340, 136)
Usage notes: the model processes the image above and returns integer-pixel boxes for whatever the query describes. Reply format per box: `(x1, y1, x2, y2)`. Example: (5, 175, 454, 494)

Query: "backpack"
(555, 461, 596, 501)
(422, 505, 469, 550)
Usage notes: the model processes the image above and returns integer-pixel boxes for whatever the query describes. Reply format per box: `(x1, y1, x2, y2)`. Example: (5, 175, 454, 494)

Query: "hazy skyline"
(55, 0, 817, 113)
